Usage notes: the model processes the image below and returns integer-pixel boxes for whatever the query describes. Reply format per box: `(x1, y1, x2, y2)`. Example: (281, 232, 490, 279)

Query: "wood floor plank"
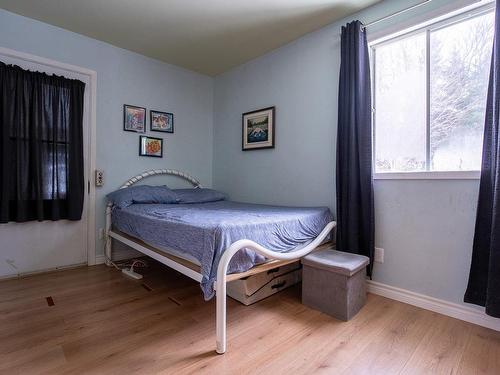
(340, 304, 438, 375)
(1, 346, 67, 375)
(266, 295, 403, 375)
(0, 261, 499, 374)
(457, 325, 500, 374)
(399, 314, 472, 375)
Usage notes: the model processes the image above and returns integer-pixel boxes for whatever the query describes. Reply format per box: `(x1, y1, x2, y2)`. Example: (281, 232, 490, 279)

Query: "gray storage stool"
(301, 249, 370, 321)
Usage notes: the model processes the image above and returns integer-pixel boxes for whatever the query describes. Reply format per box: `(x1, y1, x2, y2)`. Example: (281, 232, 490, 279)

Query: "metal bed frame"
(105, 169, 336, 354)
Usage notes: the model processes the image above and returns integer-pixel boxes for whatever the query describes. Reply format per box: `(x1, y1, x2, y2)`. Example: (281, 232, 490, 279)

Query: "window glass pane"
(374, 33, 427, 172)
(41, 143, 67, 199)
(430, 12, 494, 171)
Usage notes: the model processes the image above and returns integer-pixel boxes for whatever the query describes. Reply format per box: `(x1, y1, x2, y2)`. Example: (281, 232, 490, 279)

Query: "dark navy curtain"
(464, 1, 500, 317)
(0, 62, 85, 223)
(336, 20, 374, 275)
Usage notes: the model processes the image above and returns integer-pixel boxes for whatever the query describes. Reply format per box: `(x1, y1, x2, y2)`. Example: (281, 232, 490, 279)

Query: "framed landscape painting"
(242, 106, 275, 151)
(150, 110, 174, 133)
(139, 136, 163, 157)
(123, 104, 146, 133)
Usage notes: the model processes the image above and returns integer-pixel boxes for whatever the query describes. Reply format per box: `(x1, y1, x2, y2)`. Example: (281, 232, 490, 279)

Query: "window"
(0, 62, 85, 223)
(372, 6, 495, 176)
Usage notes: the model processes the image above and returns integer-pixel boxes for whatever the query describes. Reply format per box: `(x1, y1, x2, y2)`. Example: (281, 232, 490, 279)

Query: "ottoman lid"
(301, 249, 370, 276)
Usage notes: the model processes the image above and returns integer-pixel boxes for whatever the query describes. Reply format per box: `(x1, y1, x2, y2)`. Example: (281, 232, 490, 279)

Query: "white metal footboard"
(215, 220, 336, 354)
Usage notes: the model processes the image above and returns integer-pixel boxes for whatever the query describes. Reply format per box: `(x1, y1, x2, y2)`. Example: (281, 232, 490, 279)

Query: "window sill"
(374, 171, 480, 180)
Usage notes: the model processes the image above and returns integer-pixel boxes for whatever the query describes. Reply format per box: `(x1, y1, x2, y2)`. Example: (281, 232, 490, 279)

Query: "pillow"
(106, 185, 179, 208)
(173, 188, 226, 204)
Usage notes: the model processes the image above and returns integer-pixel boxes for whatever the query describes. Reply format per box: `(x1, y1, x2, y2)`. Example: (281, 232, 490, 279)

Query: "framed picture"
(123, 104, 146, 133)
(139, 136, 163, 157)
(242, 106, 275, 151)
(150, 110, 174, 133)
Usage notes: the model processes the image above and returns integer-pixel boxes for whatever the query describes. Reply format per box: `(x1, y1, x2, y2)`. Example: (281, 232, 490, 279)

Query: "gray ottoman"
(301, 249, 370, 321)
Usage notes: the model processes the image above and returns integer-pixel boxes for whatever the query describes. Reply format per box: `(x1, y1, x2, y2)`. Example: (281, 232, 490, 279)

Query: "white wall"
(212, 0, 484, 310)
(0, 9, 214, 265)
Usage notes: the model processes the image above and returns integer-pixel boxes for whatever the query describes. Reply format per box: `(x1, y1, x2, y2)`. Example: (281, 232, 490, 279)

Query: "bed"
(105, 169, 336, 354)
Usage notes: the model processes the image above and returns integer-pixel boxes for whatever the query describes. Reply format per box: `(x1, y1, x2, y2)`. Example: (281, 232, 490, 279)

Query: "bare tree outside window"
(373, 10, 494, 173)
(374, 33, 426, 172)
(430, 13, 494, 171)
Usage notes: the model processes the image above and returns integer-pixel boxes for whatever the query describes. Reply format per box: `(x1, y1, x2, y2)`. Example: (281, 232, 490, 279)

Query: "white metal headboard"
(119, 169, 202, 189)
(105, 169, 202, 265)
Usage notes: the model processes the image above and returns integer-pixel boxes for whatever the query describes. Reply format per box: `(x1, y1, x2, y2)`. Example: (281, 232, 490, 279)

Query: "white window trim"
(374, 171, 480, 180)
(369, 1, 494, 181)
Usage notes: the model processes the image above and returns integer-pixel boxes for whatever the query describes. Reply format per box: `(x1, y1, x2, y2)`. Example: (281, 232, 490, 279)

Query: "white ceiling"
(0, 0, 380, 76)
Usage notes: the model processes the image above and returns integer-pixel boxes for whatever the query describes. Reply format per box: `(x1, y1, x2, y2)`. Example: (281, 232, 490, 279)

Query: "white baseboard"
(367, 280, 500, 332)
(0, 262, 87, 281)
(95, 255, 106, 265)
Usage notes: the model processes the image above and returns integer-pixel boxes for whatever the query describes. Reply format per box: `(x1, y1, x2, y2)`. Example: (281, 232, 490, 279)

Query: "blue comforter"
(112, 201, 333, 299)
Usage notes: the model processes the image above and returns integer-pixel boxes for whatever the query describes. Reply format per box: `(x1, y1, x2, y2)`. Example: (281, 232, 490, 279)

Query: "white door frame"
(0, 46, 97, 265)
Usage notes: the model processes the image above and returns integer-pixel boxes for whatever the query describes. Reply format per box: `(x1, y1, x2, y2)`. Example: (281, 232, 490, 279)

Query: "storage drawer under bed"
(227, 261, 302, 305)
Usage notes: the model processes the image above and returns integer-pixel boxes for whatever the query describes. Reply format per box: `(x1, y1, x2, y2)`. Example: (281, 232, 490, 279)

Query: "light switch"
(95, 170, 104, 187)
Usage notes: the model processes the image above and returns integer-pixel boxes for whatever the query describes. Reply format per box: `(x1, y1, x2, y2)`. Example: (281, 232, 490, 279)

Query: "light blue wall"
(213, 0, 483, 309)
(0, 1, 486, 311)
(213, 29, 337, 209)
(374, 180, 479, 303)
(0, 9, 214, 257)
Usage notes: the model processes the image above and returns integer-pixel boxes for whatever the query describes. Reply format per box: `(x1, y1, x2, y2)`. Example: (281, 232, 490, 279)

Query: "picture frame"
(139, 136, 163, 158)
(150, 110, 174, 133)
(123, 104, 146, 133)
(242, 106, 275, 151)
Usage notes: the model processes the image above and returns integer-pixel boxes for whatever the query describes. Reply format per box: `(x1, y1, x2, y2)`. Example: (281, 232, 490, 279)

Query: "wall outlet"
(5, 259, 17, 270)
(374, 247, 384, 263)
(98, 228, 105, 240)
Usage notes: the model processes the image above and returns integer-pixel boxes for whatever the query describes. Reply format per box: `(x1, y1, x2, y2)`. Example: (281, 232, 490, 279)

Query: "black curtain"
(464, 2, 500, 317)
(0, 62, 85, 223)
(336, 20, 374, 275)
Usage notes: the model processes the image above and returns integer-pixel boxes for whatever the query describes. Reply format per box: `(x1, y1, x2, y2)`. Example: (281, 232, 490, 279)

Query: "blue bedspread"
(112, 201, 333, 299)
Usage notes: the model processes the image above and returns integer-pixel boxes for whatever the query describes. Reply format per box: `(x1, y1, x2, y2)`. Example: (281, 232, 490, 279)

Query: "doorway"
(0, 47, 96, 277)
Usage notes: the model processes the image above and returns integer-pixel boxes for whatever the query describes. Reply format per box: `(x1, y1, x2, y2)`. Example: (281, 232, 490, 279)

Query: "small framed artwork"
(150, 110, 174, 133)
(139, 136, 163, 157)
(123, 104, 146, 133)
(242, 106, 275, 151)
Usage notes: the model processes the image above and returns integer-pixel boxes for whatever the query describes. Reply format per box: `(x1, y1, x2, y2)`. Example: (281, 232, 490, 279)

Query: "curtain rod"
(361, 0, 433, 30)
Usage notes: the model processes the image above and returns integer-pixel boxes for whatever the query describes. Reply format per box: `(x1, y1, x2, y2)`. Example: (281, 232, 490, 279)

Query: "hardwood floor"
(1, 262, 500, 374)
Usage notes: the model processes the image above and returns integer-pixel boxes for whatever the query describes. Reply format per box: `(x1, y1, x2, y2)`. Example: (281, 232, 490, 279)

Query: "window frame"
(369, 2, 495, 180)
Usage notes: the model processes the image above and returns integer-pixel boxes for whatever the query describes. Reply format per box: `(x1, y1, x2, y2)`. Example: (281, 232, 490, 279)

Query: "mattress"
(112, 200, 333, 299)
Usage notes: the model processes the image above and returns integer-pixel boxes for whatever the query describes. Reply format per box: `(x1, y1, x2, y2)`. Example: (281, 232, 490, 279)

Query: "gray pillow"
(173, 188, 226, 204)
(107, 185, 179, 208)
